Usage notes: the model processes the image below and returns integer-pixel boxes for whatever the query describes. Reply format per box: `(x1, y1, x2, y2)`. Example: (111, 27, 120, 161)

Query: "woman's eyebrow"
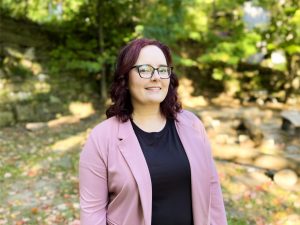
(139, 64, 168, 67)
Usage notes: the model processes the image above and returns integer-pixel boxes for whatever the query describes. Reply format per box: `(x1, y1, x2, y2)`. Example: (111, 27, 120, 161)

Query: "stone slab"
(281, 110, 300, 127)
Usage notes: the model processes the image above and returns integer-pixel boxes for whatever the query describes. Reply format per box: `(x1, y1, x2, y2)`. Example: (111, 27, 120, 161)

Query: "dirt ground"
(0, 101, 299, 224)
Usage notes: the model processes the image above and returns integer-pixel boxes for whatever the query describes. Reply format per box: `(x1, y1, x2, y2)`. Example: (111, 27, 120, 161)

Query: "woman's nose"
(151, 69, 160, 80)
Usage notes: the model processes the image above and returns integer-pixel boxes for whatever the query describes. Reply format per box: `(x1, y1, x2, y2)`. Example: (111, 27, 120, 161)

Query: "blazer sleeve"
(209, 150, 228, 225)
(195, 116, 228, 225)
(79, 131, 108, 225)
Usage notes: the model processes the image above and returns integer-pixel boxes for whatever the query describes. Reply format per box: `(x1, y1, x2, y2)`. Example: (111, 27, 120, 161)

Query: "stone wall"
(0, 15, 97, 127)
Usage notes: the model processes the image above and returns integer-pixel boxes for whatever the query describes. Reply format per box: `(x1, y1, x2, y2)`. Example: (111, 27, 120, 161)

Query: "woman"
(79, 38, 227, 225)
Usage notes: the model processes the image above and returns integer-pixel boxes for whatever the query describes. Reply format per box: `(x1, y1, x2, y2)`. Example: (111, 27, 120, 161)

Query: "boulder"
(254, 155, 289, 170)
(212, 144, 238, 160)
(281, 110, 300, 131)
(249, 171, 272, 183)
(274, 169, 298, 187)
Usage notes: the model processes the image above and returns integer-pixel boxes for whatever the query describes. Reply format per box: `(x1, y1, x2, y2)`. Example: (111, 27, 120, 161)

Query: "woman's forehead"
(135, 45, 167, 65)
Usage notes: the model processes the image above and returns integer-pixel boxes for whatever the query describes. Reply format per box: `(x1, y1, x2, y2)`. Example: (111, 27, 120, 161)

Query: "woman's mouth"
(145, 87, 161, 90)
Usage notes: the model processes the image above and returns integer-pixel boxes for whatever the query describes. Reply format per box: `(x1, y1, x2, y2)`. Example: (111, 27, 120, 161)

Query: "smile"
(145, 87, 161, 90)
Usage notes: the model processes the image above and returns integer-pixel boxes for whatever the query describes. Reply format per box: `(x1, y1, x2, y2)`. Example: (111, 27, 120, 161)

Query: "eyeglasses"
(131, 64, 172, 79)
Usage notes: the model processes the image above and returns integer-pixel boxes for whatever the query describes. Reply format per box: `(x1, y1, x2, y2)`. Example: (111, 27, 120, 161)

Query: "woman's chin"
(142, 98, 165, 105)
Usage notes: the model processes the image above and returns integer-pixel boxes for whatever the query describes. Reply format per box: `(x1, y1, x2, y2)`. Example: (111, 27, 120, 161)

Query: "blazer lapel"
(175, 113, 210, 225)
(117, 120, 152, 225)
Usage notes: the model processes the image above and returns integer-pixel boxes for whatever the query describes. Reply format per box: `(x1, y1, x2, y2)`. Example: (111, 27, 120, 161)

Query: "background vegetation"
(1, 0, 299, 109)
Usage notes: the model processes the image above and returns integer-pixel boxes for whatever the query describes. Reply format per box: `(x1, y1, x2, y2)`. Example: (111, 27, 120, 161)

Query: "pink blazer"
(79, 110, 227, 225)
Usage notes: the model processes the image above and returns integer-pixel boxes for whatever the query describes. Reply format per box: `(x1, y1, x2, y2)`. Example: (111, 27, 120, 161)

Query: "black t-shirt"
(131, 119, 194, 225)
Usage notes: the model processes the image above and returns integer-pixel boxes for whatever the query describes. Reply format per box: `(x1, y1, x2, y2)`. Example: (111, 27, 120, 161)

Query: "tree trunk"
(284, 53, 299, 102)
(24, 0, 29, 17)
(96, 0, 107, 101)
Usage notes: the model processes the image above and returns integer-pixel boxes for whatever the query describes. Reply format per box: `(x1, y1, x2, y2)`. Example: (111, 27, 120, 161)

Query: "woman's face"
(128, 45, 170, 108)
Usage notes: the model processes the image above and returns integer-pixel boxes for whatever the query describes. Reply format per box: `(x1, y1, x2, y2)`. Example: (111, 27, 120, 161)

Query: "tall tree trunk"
(24, 0, 29, 17)
(96, 0, 107, 101)
(48, 0, 53, 17)
(58, 0, 63, 20)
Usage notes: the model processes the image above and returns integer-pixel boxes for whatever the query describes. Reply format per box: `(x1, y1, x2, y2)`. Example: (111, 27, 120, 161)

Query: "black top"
(131, 119, 194, 225)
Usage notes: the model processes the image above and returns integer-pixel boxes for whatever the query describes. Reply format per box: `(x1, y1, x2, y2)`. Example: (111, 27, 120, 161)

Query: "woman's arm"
(79, 131, 108, 225)
(193, 113, 228, 224)
(209, 154, 228, 225)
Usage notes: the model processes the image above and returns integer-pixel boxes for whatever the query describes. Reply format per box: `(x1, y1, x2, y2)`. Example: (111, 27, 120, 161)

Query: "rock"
(235, 158, 253, 165)
(210, 119, 221, 128)
(25, 122, 47, 131)
(281, 111, 300, 134)
(281, 110, 300, 128)
(238, 134, 250, 143)
(238, 118, 264, 145)
(254, 155, 289, 170)
(239, 139, 256, 148)
(69, 102, 95, 118)
(211, 93, 240, 107)
(274, 169, 298, 187)
(215, 134, 229, 144)
(285, 153, 300, 164)
(260, 138, 282, 155)
(249, 171, 272, 183)
(286, 145, 300, 154)
(235, 147, 259, 159)
(212, 144, 239, 160)
(282, 154, 300, 176)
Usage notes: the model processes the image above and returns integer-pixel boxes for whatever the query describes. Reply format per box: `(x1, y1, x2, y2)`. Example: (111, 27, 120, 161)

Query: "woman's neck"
(132, 105, 166, 132)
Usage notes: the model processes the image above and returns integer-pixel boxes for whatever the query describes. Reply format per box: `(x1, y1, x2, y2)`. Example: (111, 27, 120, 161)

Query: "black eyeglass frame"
(130, 64, 173, 79)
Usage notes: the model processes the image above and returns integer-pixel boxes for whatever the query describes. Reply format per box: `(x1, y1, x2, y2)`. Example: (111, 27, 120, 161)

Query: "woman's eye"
(159, 67, 168, 73)
(140, 66, 151, 72)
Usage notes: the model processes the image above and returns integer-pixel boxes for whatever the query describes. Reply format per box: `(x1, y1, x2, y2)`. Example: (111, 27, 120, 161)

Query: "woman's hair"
(106, 38, 182, 122)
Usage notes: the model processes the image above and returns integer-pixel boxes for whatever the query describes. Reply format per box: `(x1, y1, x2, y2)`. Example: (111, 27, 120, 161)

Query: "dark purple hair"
(106, 38, 181, 122)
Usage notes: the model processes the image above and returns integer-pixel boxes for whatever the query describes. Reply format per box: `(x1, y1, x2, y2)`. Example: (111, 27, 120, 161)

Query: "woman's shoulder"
(177, 109, 201, 123)
(80, 117, 121, 165)
(88, 116, 120, 139)
(177, 109, 206, 132)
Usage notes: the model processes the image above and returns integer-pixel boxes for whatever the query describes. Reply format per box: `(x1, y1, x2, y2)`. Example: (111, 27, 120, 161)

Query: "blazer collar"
(175, 112, 210, 225)
(117, 119, 152, 225)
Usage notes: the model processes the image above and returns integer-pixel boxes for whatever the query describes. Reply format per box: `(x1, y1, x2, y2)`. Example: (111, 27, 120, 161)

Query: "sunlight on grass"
(228, 217, 248, 225)
(48, 116, 80, 127)
(51, 133, 86, 152)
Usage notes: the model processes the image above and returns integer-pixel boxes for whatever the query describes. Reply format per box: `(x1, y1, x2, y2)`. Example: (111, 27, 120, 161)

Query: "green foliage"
(49, 38, 101, 74)
(1, 0, 299, 100)
(199, 32, 260, 65)
(8, 64, 33, 80)
(1, 0, 86, 22)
